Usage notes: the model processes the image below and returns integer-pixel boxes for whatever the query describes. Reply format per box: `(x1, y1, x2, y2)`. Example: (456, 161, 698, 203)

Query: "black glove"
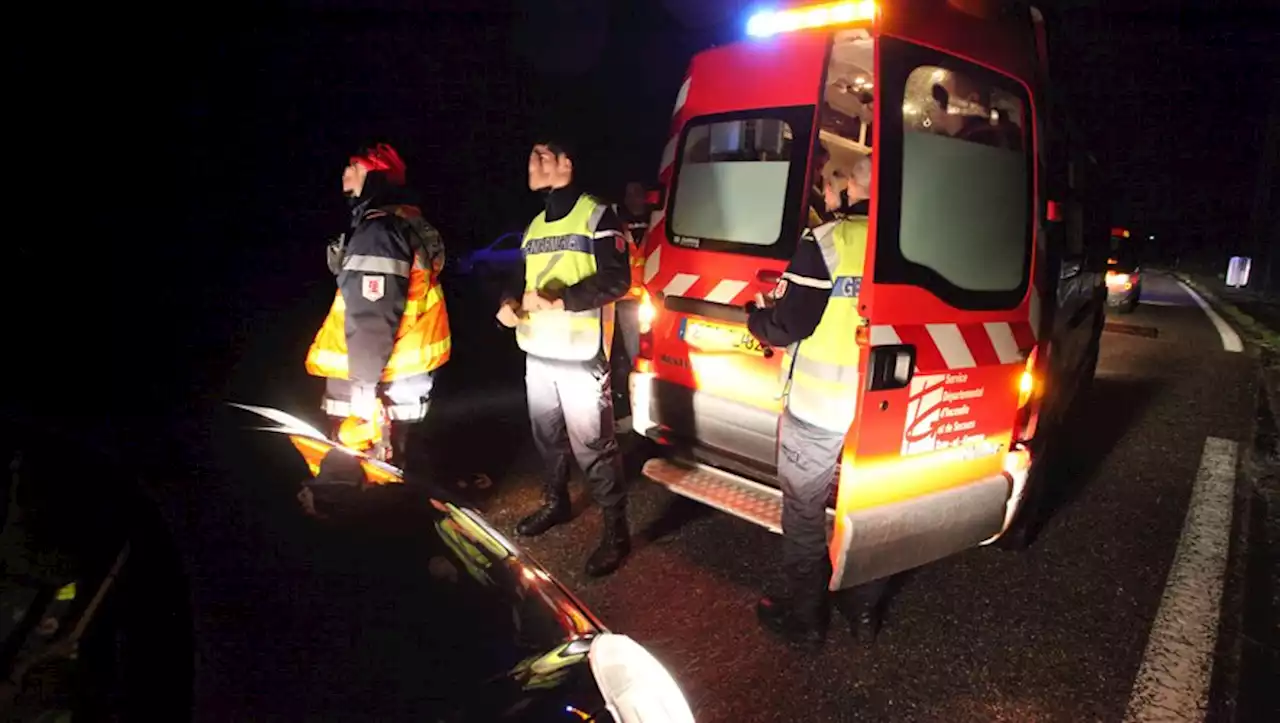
(326, 233, 347, 276)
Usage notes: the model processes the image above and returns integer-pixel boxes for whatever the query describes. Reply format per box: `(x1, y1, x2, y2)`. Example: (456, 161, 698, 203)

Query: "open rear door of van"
(635, 30, 832, 477)
(829, 34, 1041, 590)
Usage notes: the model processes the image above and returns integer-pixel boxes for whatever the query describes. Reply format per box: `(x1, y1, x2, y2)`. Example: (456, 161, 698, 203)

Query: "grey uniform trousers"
(778, 409, 887, 605)
(526, 354, 626, 510)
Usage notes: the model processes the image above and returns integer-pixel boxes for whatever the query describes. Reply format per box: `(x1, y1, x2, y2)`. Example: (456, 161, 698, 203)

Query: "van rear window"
(874, 39, 1034, 311)
(667, 107, 813, 260)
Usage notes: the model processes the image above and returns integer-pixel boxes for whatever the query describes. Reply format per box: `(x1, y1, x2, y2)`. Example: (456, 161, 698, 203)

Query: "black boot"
(382, 422, 406, 471)
(516, 491, 571, 537)
(756, 568, 827, 649)
(851, 608, 879, 645)
(756, 596, 825, 650)
(834, 583, 884, 645)
(585, 506, 630, 577)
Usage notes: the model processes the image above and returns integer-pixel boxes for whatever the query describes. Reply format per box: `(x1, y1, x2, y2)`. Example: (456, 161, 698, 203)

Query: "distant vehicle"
(451, 231, 524, 277)
(1105, 227, 1140, 312)
(1106, 255, 1141, 313)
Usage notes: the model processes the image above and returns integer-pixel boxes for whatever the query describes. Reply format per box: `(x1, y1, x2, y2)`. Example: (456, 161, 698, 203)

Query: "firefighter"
(807, 144, 832, 228)
(305, 143, 451, 473)
(610, 181, 650, 409)
(496, 138, 632, 577)
(745, 153, 889, 648)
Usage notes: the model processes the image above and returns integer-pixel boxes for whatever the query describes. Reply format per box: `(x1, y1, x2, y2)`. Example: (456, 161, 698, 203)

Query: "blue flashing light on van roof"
(746, 1, 877, 38)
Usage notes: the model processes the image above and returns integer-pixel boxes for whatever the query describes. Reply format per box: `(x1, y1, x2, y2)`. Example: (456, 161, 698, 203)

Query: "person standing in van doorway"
(745, 154, 889, 648)
(610, 181, 651, 412)
(496, 138, 633, 577)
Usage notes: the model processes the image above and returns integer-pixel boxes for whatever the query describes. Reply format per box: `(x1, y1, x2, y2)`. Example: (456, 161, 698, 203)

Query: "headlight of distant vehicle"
(589, 633, 694, 723)
(1106, 270, 1136, 290)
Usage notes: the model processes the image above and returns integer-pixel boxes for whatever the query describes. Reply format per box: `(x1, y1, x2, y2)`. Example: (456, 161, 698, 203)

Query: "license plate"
(680, 318, 767, 356)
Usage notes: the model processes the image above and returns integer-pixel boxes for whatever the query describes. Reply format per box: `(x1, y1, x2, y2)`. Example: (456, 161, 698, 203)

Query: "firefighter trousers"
(526, 354, 626, 510)
(610, 300, 640, 411)
(777, 409, 887, 610)
(323, 372, 435, 423)
(324, 373, 435, 478)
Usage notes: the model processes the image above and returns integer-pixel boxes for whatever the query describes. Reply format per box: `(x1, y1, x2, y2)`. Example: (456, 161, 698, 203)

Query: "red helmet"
(350, 143, 406, 186)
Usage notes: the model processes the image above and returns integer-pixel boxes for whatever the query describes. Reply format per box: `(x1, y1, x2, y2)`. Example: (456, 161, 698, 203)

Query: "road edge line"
(1173, 276, 1245, 352)
(1123, 436, 1240, 723)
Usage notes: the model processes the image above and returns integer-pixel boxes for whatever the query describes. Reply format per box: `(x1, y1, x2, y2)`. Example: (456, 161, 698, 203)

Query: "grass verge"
(1174, 273, 1280, 361)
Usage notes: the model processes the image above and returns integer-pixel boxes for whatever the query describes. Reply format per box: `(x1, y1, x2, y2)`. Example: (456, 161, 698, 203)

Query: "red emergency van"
(629, 0, 1109, 588)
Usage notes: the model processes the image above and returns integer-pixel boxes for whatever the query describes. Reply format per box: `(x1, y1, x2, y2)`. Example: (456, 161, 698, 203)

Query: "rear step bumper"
(630, 373, 779, 470)
(644, 455, 1022, 589)
(641, 457, 834, 535)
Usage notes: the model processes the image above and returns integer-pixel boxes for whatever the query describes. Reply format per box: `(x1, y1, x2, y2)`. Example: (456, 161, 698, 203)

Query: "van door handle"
(757, 269, 782, 284)
(866, 344, 916, 391)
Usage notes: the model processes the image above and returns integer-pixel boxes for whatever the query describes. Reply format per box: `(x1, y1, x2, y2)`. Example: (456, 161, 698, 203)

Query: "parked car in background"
(451, 230, 524, 278)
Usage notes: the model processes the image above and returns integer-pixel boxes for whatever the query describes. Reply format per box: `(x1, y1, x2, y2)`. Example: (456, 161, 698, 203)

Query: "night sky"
(11, 0, 1277, 425)
(179, 0, 1277, 265)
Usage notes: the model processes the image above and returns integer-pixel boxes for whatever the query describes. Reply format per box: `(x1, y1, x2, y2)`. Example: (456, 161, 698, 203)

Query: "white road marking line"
(1173, 278, 1243, 352)
(1123, 436, 1238, 723)
(1139, 299, 1182, 307)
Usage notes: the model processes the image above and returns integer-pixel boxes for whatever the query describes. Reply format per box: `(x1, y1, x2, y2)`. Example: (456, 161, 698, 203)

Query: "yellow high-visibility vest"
(787, 216, 868, 432)
(516, 195, 615, 361)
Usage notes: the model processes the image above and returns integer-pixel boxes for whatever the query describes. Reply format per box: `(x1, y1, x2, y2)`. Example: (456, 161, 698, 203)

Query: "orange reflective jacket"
(305, 206, 451, 382)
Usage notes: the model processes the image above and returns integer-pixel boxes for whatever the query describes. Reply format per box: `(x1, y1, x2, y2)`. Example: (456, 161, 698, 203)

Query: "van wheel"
(995, 435, 1053, 551)
(1077, 330, 1101, 395)
(996, 384, 1066, 551)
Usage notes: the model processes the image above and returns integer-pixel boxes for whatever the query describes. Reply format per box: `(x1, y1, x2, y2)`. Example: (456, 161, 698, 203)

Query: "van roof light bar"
(746, 1, 877, 38)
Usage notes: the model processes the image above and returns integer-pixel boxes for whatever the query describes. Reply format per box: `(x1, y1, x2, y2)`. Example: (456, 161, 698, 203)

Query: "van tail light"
(1046, 199, 1062, 222)
(636, 290, 658, 371)
(1014, 346, 1041, 442)
(855, 322, 871, 348)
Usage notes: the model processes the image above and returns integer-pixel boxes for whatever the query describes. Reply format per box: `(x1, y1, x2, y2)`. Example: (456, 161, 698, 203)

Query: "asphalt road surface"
(190, 271, 1253, 722)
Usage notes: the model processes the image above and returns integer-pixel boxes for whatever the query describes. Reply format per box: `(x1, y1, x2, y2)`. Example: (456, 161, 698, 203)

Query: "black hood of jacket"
(348, 171, 422, 224)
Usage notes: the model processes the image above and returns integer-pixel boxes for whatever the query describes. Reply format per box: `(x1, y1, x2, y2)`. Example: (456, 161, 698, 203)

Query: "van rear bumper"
(629, 371, 780, 474)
